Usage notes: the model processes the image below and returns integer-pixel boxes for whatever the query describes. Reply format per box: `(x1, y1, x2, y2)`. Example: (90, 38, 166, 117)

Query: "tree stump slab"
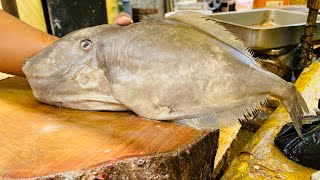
(0, 77, 219, 179)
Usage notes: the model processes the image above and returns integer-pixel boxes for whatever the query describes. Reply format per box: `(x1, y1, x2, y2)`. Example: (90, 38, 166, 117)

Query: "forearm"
(0, 10, 132, 77)
(0, 10, 59, 77)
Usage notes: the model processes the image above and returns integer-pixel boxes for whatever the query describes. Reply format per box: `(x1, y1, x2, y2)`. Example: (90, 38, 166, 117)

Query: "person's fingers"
(114, 12, 133, 26)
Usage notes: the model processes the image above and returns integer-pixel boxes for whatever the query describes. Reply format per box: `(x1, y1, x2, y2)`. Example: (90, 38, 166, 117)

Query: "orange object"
(0, 10, 59, 77)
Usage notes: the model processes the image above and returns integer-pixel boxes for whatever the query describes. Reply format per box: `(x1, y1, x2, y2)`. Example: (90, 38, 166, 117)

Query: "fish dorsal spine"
(166, 11, 261, 68)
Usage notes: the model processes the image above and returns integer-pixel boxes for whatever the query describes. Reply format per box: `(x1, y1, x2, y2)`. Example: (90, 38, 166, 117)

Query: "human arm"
(0, 10, 58, 76)
(0, 10, 133, 77)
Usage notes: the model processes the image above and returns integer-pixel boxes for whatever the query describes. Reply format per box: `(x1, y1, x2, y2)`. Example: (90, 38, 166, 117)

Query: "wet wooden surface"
(222, 62, 320, 179)
(0, 77, 214, 179)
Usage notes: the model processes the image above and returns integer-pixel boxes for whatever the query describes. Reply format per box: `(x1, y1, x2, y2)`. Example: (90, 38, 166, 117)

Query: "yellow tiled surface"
(106, 0, 119, 24)
(0, 73, 13, 80)
(222, 62, 320, 179)
(16, 0, 47, 32)
(214, 125, 241, 172)
(290, 0, 307, 5)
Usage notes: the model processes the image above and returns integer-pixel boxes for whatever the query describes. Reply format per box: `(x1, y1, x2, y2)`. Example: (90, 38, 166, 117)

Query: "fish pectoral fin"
(73, 65, 108, 89)
(166, 11, 261, 67)
(175, 95, 270, 131)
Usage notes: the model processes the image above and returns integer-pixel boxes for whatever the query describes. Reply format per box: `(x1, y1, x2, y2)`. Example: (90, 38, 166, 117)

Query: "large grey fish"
(22, 11, 309, 135)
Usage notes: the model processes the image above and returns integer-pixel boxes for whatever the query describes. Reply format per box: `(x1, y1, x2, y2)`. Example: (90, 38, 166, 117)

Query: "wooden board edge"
(26, 131, 219, 179)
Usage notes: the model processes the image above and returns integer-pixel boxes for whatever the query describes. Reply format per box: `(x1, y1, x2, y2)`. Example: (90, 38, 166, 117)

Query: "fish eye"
(80, 39, 92, 51)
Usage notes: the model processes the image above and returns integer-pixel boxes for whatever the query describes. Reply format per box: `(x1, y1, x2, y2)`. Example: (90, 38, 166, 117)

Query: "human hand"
(114, 12, 133, 26)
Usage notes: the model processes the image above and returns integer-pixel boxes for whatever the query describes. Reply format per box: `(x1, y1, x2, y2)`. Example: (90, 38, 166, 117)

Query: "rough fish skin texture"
(23, 11, 309, 135)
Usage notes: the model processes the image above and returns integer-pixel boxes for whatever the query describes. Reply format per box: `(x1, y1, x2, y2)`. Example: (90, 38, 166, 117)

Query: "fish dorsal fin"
(175, 95, 270, 131)
(166, 11, 261, 67)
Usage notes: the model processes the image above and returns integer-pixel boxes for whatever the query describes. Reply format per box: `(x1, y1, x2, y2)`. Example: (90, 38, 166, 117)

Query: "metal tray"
(207, 9, 320, 50)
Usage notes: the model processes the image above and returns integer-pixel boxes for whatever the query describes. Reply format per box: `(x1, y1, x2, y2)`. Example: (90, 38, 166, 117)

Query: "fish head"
(22, 25, 127, 110)
(22, 25, 118, 79)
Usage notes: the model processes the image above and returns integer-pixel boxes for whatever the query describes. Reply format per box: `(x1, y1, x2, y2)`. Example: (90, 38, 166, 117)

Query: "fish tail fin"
(280, 84, 309, 136)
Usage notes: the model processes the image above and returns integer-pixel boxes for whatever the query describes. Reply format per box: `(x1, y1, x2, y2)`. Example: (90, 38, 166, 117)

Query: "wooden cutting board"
(0, 77, 219, 179)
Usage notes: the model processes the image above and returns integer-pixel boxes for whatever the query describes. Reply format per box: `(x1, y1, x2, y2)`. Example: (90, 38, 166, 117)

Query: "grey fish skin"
(23, 13, 309, 135)
(23, 25, 128, 111)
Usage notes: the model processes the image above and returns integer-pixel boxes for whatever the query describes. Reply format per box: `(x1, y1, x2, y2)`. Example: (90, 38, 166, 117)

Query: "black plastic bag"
(274, 115, 320, 170)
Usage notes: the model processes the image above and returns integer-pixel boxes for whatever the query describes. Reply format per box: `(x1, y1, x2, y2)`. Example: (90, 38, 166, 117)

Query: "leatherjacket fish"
(23, 11, 309, 135)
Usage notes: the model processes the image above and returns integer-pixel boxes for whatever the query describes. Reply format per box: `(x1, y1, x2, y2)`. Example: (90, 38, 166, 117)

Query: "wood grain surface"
(0, 77, 218, 179)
